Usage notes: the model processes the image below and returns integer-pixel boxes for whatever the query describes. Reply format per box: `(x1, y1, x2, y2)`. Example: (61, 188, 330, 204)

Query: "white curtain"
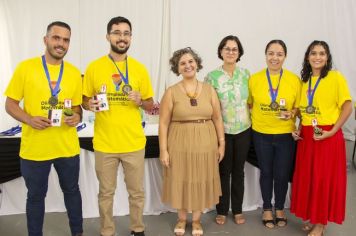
(0, 0, 356, 131)
(2, 1, 356, 112)
(0, 1, 17, 131)
(3, 0, 354, 137)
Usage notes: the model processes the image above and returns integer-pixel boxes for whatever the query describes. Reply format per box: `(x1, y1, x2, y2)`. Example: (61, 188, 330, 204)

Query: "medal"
(306, 76, 321, 115)
(270, 101, 279, 110)
(108, 54, 129, 92)
(266, 69, 283, 111)
(41, 55, 64, 107)
(190, 98, 198, 106)
(122, 84, 132, 95)
(48, 96, 58, 106)
(306, 105, 315, 114)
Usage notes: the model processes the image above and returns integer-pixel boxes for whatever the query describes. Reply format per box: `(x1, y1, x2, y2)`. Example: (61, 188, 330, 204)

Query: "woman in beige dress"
(159, 47, 225, 236)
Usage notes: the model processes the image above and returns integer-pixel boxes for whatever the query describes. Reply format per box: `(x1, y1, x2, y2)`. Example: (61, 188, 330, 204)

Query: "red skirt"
(290, 125, 346, 225)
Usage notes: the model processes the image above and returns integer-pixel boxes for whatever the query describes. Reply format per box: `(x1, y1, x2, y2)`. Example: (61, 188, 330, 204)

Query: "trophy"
(313, 126, 323, 136)
(312, 118, 322, 136)
(63, 108, 73, 116)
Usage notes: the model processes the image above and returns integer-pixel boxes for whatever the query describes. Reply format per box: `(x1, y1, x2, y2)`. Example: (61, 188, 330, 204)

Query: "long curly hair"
(301, 40, 333, 82)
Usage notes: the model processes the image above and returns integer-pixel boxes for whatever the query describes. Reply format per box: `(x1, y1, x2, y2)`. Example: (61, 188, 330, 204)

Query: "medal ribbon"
(41, 55, 64, 98)
(108, 55, 129, 90)
(307, 76, 321, 107)
(266, 69, 283, 104)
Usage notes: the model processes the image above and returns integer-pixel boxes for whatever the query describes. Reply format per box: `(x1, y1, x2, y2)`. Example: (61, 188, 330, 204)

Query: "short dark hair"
(107, 16, 132, 34)
(265, 39, 287, 56)
(301, 40, 333, 82)
(46, 21, 71, 34)
(169, 47, 203, 76)
(217, 35, 244, 62)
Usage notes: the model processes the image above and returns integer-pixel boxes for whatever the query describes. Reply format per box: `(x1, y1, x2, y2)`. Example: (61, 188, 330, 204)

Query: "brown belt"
(172, 119, 211, 123)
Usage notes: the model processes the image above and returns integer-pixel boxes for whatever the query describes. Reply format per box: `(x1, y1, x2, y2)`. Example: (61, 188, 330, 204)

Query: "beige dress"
(162, 82, 221, 211)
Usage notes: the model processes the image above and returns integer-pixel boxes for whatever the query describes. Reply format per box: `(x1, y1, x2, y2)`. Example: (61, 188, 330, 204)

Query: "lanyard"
(41, 55, 64, 97)
(0, 125, 21, 136)
(308, 76, 322, 106)
(266, 69, 283, 103)
(108, 54, 129, 86)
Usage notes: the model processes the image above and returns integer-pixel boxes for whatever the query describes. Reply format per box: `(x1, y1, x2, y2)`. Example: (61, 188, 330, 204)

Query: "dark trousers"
(216, 128, 251, 215)
(20, 155, 83, 236)
(252, 131, 295, 210)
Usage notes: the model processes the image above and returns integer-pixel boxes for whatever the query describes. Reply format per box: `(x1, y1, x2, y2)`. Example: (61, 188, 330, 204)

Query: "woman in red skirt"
(291, 40, 352, 236)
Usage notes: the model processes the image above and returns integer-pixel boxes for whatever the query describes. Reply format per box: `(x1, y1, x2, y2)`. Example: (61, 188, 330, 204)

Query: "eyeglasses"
(109, 31, 132, 38)
(223, 47, 239, 54)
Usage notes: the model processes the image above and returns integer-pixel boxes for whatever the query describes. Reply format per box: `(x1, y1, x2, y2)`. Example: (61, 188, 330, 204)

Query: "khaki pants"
(95, 149, 145, 236)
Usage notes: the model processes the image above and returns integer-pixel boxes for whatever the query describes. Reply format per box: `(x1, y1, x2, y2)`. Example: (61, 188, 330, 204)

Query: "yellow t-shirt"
(299, 70, 351, 126)
(249, 68, 301, 134)
(5, 57, 82, 161)
(83, 55, 154, 153)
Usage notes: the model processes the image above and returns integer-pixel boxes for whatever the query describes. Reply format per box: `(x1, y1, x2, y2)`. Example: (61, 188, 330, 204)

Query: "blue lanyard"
(0, 125, 21, 136)
(41, 55, 64, 97)
(266, 69, 283, 103)
(108, 55, 129, 89)
(308, 76, 322, 106)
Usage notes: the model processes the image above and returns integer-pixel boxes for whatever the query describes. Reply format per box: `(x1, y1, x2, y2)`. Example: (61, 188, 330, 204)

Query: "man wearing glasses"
(82, 16, 154, 236)
(4, 21, 83, 236)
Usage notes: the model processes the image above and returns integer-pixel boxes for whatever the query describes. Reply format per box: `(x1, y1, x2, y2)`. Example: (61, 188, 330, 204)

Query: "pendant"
(270, 101, 279, 110)
(190, 98, 197, 106)
(306, 105, 315, 114)
(122, 84, 132, 95)
(48, 96, 58, 106)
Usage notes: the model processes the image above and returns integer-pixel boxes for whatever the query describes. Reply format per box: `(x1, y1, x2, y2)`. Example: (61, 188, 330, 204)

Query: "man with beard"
(4, 21, 83, 236)
(82, 16, 154, 236)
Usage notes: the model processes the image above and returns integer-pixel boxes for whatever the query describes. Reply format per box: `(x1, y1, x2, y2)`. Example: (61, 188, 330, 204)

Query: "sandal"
(215, 215, 226, 225)
(275, 210, 287, 227)
(302, 222, 313, 231)
(262, 210, 275, 229)
(275, 217, 287, 227)
(174, 219, 186, 236)
(234, 214, 246, 224)
(308, 224, 325, 236)
(192, 221, 203, 236)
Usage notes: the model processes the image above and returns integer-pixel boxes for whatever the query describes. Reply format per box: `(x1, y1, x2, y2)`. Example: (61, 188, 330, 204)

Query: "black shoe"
(262, 209, 275, 229)
(130, 231, 145, 236)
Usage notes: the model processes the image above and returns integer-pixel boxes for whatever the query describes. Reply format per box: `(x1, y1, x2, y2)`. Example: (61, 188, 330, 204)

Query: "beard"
(47, 46, 67, 60)
(110, 41, 130, 54)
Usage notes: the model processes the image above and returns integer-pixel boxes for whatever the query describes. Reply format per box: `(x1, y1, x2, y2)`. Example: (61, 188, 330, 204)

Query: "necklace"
(182, 80, 199, 106)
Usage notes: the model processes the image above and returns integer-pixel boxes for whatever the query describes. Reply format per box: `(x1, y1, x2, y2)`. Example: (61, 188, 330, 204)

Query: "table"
(0, 123, 285, 217)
